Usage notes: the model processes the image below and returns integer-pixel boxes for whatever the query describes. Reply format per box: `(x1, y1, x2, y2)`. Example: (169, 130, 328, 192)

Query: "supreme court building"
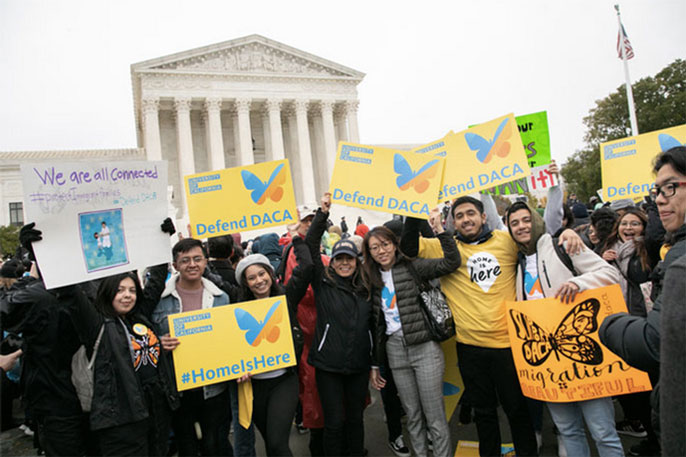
(2, 35, 366, 227)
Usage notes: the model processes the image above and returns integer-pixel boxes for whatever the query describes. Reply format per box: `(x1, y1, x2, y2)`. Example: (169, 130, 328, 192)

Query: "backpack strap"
(87, 324, 106, 370)
(552, 236, 578, 276)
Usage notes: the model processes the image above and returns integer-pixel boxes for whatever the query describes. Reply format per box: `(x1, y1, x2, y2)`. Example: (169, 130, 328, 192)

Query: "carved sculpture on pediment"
(154, 43, 349, 77)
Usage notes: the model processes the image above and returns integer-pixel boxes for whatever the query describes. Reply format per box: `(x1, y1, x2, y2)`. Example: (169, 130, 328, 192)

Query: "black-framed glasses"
(650, 181, 686, 199)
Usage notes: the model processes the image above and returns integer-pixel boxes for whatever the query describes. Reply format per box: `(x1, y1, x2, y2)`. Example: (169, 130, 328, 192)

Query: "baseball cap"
(297, 204, 316, 222)
(331, 239, 359, 259)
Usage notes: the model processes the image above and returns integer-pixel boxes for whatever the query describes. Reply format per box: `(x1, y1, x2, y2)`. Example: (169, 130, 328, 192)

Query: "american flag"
(617, 23, 634, 60)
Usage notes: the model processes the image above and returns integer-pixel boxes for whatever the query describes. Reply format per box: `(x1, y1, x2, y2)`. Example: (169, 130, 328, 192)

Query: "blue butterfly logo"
(241, 163, 286, 205)
(465, 117, 512, 164)
(658, 134, 685, 152)
(443, 381, 461, 396)
(234, 300, 283, 346)
(393, 154, 440, 193)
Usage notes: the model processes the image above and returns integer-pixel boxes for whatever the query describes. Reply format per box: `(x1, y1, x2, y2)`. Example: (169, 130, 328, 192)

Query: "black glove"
(160, 218, 176, 236)
(19, 223, 42, 261)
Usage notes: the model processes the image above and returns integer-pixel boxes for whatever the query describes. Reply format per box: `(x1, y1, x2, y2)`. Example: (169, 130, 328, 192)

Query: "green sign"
(516, 111, 550, 167)
(469, 110, 551, 168)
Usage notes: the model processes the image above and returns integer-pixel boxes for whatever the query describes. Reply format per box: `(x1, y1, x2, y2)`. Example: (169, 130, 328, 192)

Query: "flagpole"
(615, 4, 639, 136)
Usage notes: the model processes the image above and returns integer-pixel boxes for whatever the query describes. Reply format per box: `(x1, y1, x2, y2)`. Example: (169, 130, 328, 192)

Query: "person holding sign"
(232, 241, 311, 457)
(505, 200, 624, 457)
(362, 211, 460, 457)
(401, 192, 583, 457)
(600, 146, 686, 455)
(151, 238, 232, 457)
(302, 193, 375, 457)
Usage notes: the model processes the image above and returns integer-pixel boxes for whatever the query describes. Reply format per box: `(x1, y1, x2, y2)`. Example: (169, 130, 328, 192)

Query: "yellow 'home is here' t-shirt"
(418, 230, 518, 348)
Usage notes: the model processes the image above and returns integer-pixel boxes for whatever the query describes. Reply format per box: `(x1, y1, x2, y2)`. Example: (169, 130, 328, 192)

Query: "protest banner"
(168, 295, 296, 391)
(441, 339, 465, 420)
(516, 111, 551, 168)
(329, 143, 445, 219)
(505, 285, 652, 403)
(439, 113, 530, 201)
(601, 123, 686, 202)
(483, 164, 560, 196)
(21, 161, 170, 289)
(184, 159, 297, 237)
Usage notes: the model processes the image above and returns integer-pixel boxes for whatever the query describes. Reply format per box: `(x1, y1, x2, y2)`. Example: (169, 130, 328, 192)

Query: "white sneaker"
(388, 436, 410, 457)
(557, 435, 567, 457)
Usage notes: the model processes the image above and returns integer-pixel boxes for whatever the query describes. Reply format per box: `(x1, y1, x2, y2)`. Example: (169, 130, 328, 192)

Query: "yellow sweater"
(418, 230, 518, 348)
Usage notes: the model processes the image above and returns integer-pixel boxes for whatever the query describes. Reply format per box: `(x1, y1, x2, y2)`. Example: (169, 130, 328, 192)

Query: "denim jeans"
(229, 381, 256, 457)
(547, 397, 624, 457)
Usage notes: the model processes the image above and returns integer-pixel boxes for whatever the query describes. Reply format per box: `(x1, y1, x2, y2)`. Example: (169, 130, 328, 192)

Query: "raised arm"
(137, 263, 169, 318)
(411, 209, 460, 279)
(304, 194, 331, 281)
(285, 236, 313, 313)
(544, 161, 564, 236)
(400, 216, 422, 258)
(480, 192, 506, 231)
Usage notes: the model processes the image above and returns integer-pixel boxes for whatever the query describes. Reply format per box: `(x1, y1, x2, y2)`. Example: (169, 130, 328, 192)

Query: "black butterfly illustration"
(509, 299, 604, 366)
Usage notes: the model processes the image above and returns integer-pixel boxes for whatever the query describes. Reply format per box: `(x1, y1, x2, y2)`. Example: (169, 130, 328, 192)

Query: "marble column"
(346, 100, 360, 143)
(294, 99, 316, 204)
(231, 109, 241, 166)
(235, 98, 254, 166)
(204, 98, 225, 171)
(334, 105, 348, 144)
(261, 109, 272, 161)
(174, 97, 194, 214)
(320, 100, 337, 180)
(266, 99, 285, 160)
(285, 111, 302, 203)
(142, 97, 162, 161)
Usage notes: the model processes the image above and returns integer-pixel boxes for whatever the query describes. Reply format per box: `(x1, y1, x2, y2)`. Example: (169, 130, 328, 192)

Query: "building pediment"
(132, 35, 364, 80)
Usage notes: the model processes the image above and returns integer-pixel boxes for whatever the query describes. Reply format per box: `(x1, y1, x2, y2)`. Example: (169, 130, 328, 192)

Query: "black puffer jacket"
(303, 209, 374, 374)
(600, 223, 686, 375)
(68, 263, 176, 431)
(372, 231, 460, 364)
(1, 278, 84, 417)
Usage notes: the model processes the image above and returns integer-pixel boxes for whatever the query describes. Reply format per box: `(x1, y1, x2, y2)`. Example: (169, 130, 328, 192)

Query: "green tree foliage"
(0, 225, 20, 259)
(562, 59, 686, 201)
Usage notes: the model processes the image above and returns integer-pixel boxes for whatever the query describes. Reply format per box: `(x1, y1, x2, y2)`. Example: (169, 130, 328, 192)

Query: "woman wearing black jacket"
(362, 211, 459, 457)
(232, 236, 311, 457)
(302, 193, 375, 457)
(70, 264, 176, 456)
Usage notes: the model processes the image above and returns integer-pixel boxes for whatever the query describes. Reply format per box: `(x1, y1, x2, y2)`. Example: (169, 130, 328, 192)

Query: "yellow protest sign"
(439, 113, 530, 202)
(184, 159, 297, 237)
(168, 296, 296, 391)
(505, 285, 651, 403)
(441, 339, 465, 421)
(329, 143, 445, 219)
(601, 124, 686, 202)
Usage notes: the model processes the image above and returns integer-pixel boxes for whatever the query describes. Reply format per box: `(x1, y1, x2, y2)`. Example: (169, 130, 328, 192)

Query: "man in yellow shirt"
(402, 195, 537, 456)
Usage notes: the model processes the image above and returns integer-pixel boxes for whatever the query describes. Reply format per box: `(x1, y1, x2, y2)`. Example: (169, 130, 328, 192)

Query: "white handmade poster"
(21, 161, 171, 289)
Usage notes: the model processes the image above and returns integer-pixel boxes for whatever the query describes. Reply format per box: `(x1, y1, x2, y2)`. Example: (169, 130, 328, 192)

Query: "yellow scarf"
(237, 380, 253, 429)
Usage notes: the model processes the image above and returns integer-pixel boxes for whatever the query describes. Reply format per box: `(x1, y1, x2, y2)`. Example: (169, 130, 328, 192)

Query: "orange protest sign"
(505, 285, 651, 403)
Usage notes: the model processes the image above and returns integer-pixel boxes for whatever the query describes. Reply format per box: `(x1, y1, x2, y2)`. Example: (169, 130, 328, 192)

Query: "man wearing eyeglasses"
(151, 238, 232, 456)
(600, 145, 686, 456)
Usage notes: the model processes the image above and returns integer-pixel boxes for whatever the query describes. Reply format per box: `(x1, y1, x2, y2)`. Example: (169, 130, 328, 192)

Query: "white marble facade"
(1, 35, 364, 228)
(131, 34, 365, 216)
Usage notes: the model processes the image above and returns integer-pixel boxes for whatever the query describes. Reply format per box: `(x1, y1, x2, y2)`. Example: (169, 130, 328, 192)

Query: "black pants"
(379, 365, 403, 442)
(618, 391, 658, 443)
(457, 343, 538, 457)
(315, 369, 368, 457)
(35, 413, 88, 457)
(97, 419, 148, 456)
(172, 387, 231, 456)
(252, 371, 299, 456)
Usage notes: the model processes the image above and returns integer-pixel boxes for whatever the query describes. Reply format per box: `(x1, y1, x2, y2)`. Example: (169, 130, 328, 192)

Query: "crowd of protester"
(0, 146, 684, 457)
